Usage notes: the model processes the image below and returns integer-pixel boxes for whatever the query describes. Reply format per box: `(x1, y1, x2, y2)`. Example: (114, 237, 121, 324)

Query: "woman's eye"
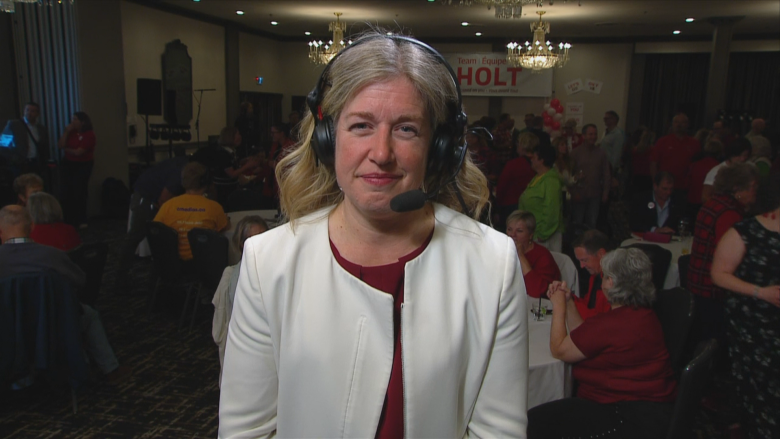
(350, 122, 370, 131)
(397, 125, 419, 136)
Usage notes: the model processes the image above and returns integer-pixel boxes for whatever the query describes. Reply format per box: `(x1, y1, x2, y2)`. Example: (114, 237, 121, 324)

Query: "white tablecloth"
(621, 236, 692, 290)
(527, 303, 572, 409)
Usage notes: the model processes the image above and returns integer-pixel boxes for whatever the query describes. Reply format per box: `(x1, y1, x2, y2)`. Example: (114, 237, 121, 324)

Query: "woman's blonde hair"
(276, 32, 489, 224)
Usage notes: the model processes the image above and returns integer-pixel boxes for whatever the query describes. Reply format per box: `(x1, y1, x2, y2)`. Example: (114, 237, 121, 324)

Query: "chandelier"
(308, 12, 352, 66)
(506, 11, 571, 72)
(441, 0, 582, 19)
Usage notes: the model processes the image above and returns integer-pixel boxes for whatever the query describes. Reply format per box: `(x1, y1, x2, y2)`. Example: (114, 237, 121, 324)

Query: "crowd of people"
(1, 30, 778, 439)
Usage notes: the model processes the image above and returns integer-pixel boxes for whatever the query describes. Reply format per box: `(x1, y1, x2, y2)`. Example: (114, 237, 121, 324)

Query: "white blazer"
(219, 203, 529, 438)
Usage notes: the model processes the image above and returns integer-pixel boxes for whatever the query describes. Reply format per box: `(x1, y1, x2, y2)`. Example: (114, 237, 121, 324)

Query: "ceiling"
(149, 0, 780, 44)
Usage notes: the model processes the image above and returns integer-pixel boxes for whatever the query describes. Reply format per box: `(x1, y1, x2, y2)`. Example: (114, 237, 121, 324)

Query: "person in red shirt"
(687, 138, 723, 221)
(571, 229, 612, 320)
(506, 210, 561, 298)
(649, 113, 700, 196)
(27, 191, 82, 251)
(57, 111, 96, 228)
(529, 247, 677, 439)
(495, 131, 537, 230)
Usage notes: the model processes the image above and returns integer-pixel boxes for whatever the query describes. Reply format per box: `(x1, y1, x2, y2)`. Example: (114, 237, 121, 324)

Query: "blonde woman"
(219, 32, 528, 438)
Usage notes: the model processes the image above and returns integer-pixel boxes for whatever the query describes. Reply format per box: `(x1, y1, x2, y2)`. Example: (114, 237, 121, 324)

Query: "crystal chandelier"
(506, 11, 571, 72)
(440, 0, 582, 20)
(308, 12, 352, 66)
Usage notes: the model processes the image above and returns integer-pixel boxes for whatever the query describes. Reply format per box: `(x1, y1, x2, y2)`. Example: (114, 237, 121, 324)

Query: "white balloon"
(543, 126, 552, 133)
(543, 104, 551, 111)
(547, 107, 556, 116)
(554, 113, 563, 121)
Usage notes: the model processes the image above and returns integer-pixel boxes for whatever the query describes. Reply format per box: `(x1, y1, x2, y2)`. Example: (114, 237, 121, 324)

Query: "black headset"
(306, 35, 468, 178)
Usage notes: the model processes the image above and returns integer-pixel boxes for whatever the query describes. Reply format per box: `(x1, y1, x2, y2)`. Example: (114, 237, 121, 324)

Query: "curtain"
(238, 91, 283, 151)
(725, 52, 780, 129)
(638, 53, 710, 137)
(11, 1, 80, 163)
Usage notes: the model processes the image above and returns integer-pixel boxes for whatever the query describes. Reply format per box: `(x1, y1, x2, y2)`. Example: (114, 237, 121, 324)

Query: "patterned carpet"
(0, 218, 736, 438)
(0, 219, 220, 438)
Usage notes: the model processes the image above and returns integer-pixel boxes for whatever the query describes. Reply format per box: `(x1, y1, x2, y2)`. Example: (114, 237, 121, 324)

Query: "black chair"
(626, 243, 672, 292)
(666, 339, 718, 439)
(0, 272, 90, 414)
(225, 187, 265, 212)
(67, 242, 108, 308)
(677, 254, 690, 290)
(145, 222, 197, 329)
(187, 228, 230, 330)
(653, 287, 696, 373)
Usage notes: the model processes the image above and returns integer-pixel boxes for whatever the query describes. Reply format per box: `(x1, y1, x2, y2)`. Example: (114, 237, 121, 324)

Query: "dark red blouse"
(30, 222, 82, 251)
(330, 232, 433, 439)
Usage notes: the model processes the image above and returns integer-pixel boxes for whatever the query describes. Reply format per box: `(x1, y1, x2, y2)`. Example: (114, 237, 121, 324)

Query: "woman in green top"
(518, 143, 563, 252)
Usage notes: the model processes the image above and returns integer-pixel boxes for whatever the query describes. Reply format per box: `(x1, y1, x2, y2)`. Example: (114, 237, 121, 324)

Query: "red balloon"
(556, 105, 564, 114)
(552, 120, 561, 130)
(543, 112, 552, 121)
(550, 98, 560, 107)
(545, 118, 554, 127)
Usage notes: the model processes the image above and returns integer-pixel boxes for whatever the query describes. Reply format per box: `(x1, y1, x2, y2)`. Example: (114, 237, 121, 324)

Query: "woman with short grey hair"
(599, 247, 656, 308)
(528, 247, 676, 439)
(28, 192, 82, 251)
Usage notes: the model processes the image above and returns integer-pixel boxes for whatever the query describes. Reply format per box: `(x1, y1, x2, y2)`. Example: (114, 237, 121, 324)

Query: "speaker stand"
(193, 88, 216, 148)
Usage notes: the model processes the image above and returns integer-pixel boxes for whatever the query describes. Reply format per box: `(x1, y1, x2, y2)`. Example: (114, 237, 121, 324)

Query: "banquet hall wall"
(4, 0, 775, 217)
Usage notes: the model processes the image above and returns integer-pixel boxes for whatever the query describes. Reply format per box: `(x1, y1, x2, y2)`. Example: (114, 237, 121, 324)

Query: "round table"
(621, 236, 693, 289)
(527, 302, 572, 409)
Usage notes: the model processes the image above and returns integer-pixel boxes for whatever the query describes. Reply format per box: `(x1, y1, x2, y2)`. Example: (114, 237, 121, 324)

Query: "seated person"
(629, 171, 683, 234)
(13, 173, 43, 206)
(153, 162, 229, 261)
(505, 210, 560, 298)
(27, 192, 81, 251)
(571, 230, 613, 320)
(0, 205, 128, 382)
(212, 215, 269, 380)
(528, 248, 677, 439)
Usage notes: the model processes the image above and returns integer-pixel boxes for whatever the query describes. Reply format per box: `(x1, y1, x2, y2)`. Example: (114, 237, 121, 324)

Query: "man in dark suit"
(1, 102, 50, 175)
(0, 205, 129, 382)
(630, 171, 683, 234)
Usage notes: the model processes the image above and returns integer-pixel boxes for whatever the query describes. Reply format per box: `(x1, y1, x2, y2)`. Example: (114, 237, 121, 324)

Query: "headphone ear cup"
(311, 115, 336, 166)
(428, 124, 455, 175)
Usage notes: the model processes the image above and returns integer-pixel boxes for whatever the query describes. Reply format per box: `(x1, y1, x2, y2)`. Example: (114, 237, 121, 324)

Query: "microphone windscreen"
(390, 190, 428, 213)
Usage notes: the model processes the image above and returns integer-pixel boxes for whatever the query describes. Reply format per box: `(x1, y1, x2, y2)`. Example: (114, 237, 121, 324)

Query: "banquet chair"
(550, 251, 580, 299)
(666, 339, 718, 439)
(68, 242, 108, 308)
(187, 228, 230, 330)
(625, 243, 672, 291)
(0, 272, 90, 414)
(145, 222, 197, 329)
(677, 254, 690, 290)
(225, 187, 265, 213)
(653, 287, 695, 373)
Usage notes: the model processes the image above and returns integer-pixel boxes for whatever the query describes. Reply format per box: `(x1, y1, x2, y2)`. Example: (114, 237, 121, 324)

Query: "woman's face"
(734, 180, 758, 207)
(506, 219, 532, 249)
(233, 131, 242, 146)
(556, 141, 567, 156)
(530, 152, 543, 173)
(334, 76, 430, 219)
(71, 115, 82, 130)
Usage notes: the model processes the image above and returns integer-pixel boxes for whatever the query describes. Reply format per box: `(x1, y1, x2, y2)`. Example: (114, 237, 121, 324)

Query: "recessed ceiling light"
(461, 22, 469, 26)
(475, 32, 482, 36)
(192, 0, 200, 2)
(387, 32, 393, 36)
(685, 18, 695, 22)
(305, 31, 311, 36)
(673, 30, 681, 34)
(270, 21, 278, 25)
(236, 10, 244, 15)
